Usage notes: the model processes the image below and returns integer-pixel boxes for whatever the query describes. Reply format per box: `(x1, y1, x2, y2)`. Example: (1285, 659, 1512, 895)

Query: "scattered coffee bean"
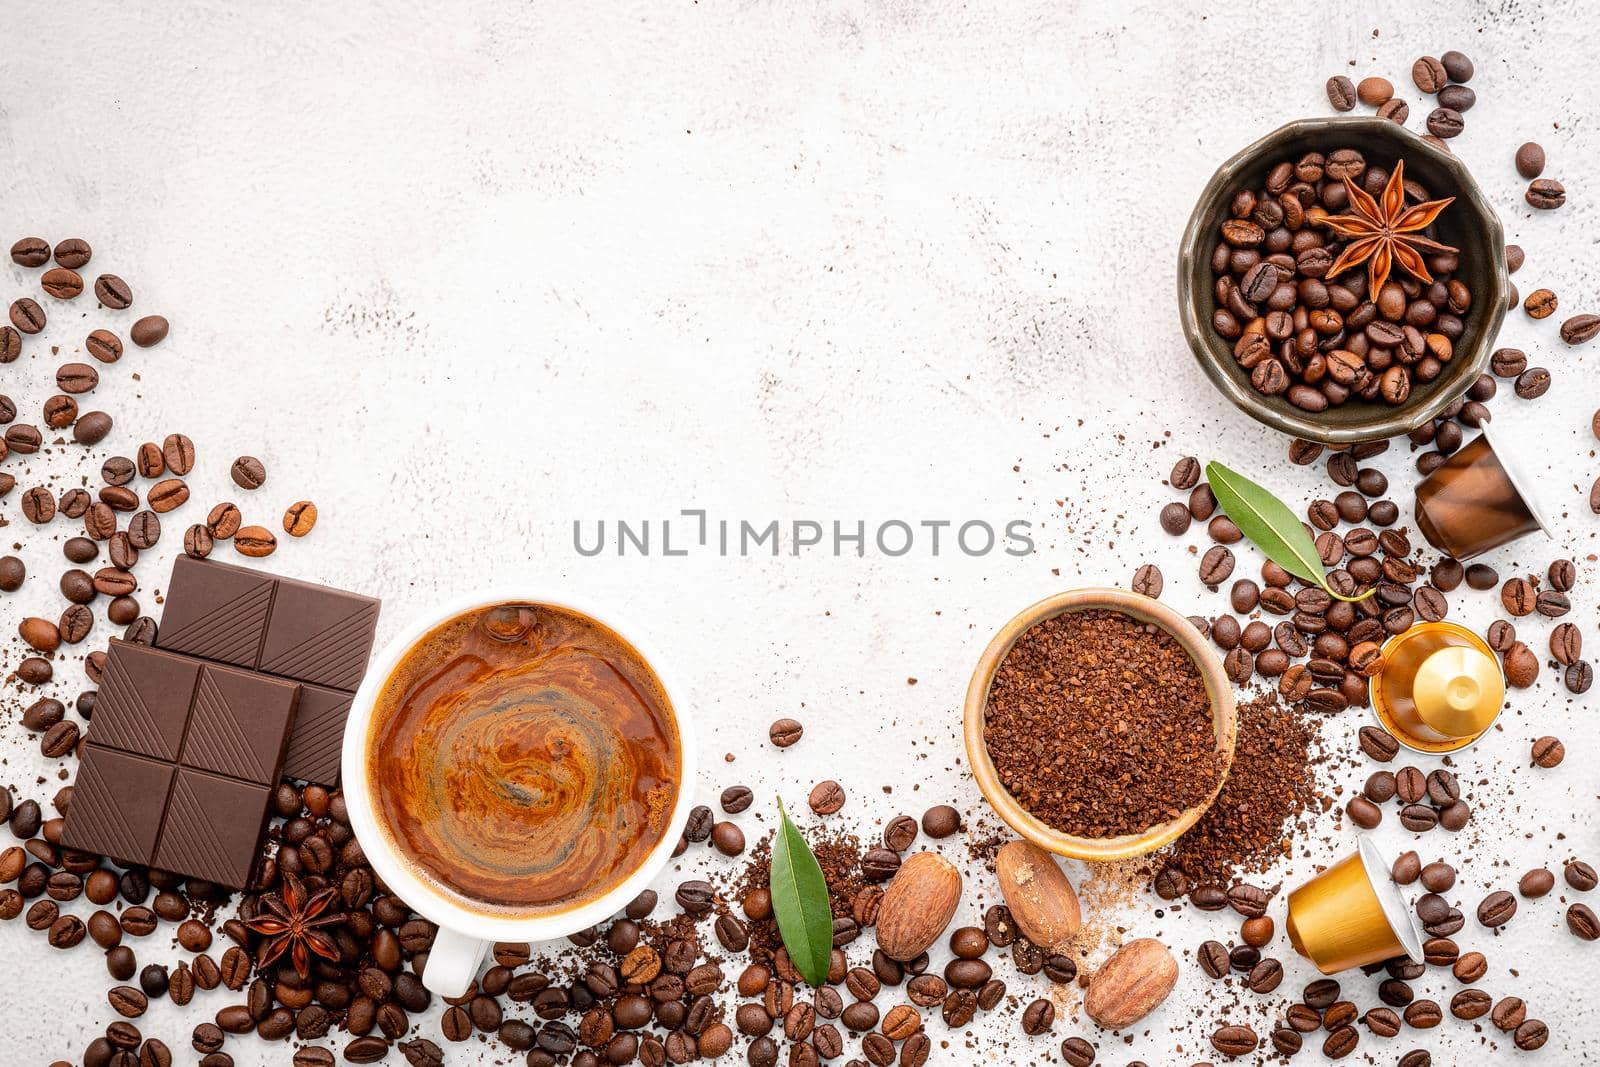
(130, 315, 168, 348)
(1531, 736, 1564, 768)
(1526, 178, 1566, 209)
(1477, 890, 1516, 928)
(769, 718, 803, 747)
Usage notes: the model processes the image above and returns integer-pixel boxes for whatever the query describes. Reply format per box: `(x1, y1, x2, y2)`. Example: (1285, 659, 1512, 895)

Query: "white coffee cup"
(341, 590, 697, 998)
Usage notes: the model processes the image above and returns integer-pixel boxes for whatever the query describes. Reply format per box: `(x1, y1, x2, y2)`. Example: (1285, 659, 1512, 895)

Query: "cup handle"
(422, 925, 488, 998)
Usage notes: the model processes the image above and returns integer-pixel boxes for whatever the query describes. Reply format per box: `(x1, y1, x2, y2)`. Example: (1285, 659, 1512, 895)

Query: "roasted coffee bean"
(1199, 545, 1234, 585)
(57, 361, 100, 393)
(1358, 1006, 1400, 1038)
(1020, 999, 1054, 1035)
(1158, 501, 1191, 536)
(1356, 76, 1393, 105)
(1227, 883, 1269, 917)
(1504, 641, 1539, 688)
(10, 236, 50, 266)
(10, 298, 46, 334)
(1326, 76, 1357, 111)
(1514, 1019, 1549, 1050)
(143, 478, 188, 513)
(1549, 621, 1583, 666)
(184, 525, 214, 559)
(1425, 769, 1459, 806)
(229, 455, 266, 489)
(1567, 859, 1598, 891)
(1248, 957, 1283, 993)
(1514, 366, 1551, 398)
(1477, 890, 1516, 928)
(93, 274, 132, 308)
(1515, 868, 1557, 901)
(673, 880, 714, 916)
(1513, 141, 1547, 180)
(808, 780, 845, 815)
(769, 718, 803, 747)
(1412, 55, 1448, 92)
(1563, 313, 1600, 345)
(1358, 725, 1397, 762)
(128, 314, 168, 348)
(20, 486, 55, 524)
(1526, 179, 1566, 209)
(1568, 902, 1600, 940)
(43, 394, 78, 428)
(1322, 1025, 1358, 1059)
(1131, 563, 1163, 598)
(4, 421, 41, 455)
(1426, 107, 1464, 138)
(1170, 455, 1201, 489)
(1422, 936, 1459, 967)
(109, 986, 148, 1018)
(1403, 999, 1443, 1029)
(1420, 861, 1456, 893)
(85, 328, 125, 364)
(1211, 1025, 1257, 1056)
(1347, 796, 1381, 829)
(921, 809, 953, 844)
(1303, 978, 1340, 1010)
(74, 410, 113, 444)
(1319, 999, 1358, 1035)
(234, 525, 277, 557)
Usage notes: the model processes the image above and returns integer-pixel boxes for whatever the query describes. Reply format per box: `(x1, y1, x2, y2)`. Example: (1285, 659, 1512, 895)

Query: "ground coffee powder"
(984, 609, 1225, 838)
(1158, 692, 1320, 886)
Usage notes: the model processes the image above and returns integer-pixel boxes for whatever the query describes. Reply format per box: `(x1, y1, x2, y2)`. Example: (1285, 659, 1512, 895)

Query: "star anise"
(1320, 159, 1457, 297)
(245, 873, 344, 978)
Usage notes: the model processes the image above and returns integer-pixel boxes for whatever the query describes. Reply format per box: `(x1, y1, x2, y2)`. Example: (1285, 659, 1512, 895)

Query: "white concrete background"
(3, 1, 1598, 1063)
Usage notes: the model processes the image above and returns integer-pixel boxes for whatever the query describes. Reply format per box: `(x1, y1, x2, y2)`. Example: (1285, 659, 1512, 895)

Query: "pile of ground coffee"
(984, 609, 1225, 838)
(1157, 692, 1322, 886)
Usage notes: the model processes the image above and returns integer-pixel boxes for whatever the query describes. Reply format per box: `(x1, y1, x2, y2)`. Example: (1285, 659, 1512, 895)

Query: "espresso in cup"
(365, 602, 680, 916)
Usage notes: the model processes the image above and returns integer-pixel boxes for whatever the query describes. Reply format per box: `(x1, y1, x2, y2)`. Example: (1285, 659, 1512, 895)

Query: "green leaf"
(769, 797, 833, 987)
(1205, 461, 1372, 603)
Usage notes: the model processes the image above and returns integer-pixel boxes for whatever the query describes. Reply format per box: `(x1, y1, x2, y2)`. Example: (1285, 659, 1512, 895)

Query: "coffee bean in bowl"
(1180, 117, 1508, 444)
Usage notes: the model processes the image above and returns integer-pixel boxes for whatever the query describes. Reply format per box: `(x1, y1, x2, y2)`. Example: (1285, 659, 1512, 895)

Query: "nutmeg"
(874, 851, 961, 961)
(1084, 938, 1178, 1030)
(994, 840, 1081, 949)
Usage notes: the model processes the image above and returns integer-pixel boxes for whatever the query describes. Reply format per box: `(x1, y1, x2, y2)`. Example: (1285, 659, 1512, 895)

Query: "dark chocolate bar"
(156, 556, 381, 785)
(62, 640, 301, 888)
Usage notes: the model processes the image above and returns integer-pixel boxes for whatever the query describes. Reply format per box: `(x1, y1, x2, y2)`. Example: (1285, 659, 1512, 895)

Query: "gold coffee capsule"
(1371, 621, 1504, 754)
(1286, 837, 1424, 975)
(1414, 424, 1551, 561)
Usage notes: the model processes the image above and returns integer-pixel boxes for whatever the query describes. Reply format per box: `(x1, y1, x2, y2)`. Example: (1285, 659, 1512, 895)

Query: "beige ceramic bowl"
(963, 588, 1238, 861)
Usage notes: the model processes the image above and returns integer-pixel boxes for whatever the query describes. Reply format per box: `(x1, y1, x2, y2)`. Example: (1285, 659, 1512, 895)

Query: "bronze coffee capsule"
(1414, 425, 1550, 561)
(1286, 837, 1424, 975)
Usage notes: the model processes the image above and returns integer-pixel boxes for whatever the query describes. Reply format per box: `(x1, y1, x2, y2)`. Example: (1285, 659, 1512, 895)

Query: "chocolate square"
(152, 768, 272, 888)
(281, 684, 353, 786)
(89, 642, 200, 761)
(259, 578, 380, 692)
(151, 557, 383, 788)
(157, 554, 275, 668)
(180, 664, 301, 785)
(61, 746, 174, 865)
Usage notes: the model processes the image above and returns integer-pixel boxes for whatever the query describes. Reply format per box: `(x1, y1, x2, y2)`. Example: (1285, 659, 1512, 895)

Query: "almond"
(874, 851, 961, 961)
(1084, 938, 1178, 1030)
(994, 840, 1081, 949)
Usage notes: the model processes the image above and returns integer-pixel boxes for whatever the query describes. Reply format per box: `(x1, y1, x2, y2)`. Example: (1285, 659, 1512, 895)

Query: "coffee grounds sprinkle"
(1159, 691, 1321, 885)
(984, 609, 1225, 838)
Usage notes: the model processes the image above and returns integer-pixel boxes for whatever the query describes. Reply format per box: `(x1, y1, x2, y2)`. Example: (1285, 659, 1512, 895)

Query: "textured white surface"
(3, 2, 1599, 1063)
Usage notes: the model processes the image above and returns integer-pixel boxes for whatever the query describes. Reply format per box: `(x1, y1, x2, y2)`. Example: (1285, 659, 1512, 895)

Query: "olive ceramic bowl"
(1179, 117, 1508, 445)
(963, 588, 1237, 862)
